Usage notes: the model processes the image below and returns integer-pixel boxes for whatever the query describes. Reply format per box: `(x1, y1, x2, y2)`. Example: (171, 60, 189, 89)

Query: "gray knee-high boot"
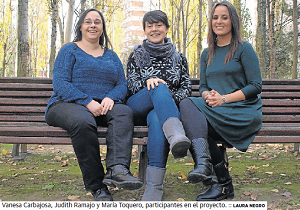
(162, 117, 191, 158)
(187, 138, 213, 183)
(141, 166, 166, 201)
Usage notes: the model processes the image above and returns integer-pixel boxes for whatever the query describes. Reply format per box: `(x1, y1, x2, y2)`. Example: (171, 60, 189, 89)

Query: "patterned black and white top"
(126, 52, 191, 104)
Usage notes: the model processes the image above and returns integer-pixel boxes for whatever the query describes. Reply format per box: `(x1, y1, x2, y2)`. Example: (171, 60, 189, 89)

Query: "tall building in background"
(122, 0, 159, 53)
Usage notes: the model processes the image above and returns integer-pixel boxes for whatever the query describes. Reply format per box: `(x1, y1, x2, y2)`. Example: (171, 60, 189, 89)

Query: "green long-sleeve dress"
(190, 41, 262, 152)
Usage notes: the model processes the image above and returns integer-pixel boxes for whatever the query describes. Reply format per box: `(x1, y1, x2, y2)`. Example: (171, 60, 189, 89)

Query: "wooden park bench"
(0, 77, 300, 183)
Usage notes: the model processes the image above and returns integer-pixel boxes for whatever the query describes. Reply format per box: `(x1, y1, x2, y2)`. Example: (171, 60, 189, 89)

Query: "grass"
(0, 143, 299, 209)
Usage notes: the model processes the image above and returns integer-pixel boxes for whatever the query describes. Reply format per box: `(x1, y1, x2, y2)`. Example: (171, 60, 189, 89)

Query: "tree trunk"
(292, 0, 298, 79)
(181, 0, 187, 56)
(267, 0, 276, 79)
(208, 0, 213, 17)
(256, 0, 267, 78)
(176, 1, 181, 53)
(2, 41, 7, 77)
(17, 0, 29, 77)
(57, 14, 64, 46)
(233, 0, 242, 32)
(49, 0, 58, 77)
(197, 0, 202, 78)
(65, 0, 75, 43)
(80, 0, 86, 15)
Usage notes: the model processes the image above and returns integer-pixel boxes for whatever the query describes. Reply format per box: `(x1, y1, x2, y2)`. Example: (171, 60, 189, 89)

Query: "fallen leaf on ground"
(265, 171, 274, 175)
(281, 192, 291, 197)
(271, 189, 279, 193)
(262, 163, 270, 167)
(177, 198, 185, 201)
(68, 195, 80, 201)
(184, 163, 193, 166)
(38, 145, 44, 150)
(250, 192, 258, 201)
(180, 171, 187, 179)
(280, 174, 287, 176)
(243, 192, 251, 196)
(284, 182, 292, 185)
(61, 160, 69, 167)
(2, 149, 7, 155)
(294, 151, 299, 157)
(86, 192, 93, 197)
(133, 172, 138, 178)
(55, 156, 62, 161)
(247, 165, 259, 171)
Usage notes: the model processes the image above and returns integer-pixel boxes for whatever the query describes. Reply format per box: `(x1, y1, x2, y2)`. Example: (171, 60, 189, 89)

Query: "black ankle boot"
(91, 186, 113, 201)
(187, 138, 213, 183)
(103, 164, 143, 190)
(196, 160, 234, 201)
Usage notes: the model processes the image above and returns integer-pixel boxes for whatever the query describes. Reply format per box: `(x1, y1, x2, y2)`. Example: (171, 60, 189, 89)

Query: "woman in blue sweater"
(45, 8, 142, 201)
(180, 1, 262, 201)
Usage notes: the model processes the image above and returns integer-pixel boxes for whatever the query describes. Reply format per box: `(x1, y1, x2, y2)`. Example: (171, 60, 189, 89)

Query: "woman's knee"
(112, 104, 133, 117)
(179, 98, 193, 110)
(146, 110, 160, 126)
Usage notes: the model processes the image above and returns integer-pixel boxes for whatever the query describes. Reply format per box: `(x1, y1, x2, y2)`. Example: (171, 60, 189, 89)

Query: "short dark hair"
(142, 10, 170, 30)
(73, 8, 112, 49)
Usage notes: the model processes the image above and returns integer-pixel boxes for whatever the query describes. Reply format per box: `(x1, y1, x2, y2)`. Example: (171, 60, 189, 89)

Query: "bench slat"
(262, 107, 300, 114)
(263, 115, 300, 122)
(262, 99, 300, 107)
(0, 136, 148, 145)
(0, 106, 46, 113)
(0, 115, 46, 122)
(253, 136, 300, 143)
(0, 83, 53, 91)
(261, 92, 300, 99)
(0, 125, 149, 138)
(0, 91, 53, 98)
(0, 77, 52, 84)
(0, 98, 49, 105)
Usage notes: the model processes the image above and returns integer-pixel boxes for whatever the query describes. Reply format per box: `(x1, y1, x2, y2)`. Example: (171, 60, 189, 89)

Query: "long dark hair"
(207, 1, 242, 66)
(73, 8, 112, 49)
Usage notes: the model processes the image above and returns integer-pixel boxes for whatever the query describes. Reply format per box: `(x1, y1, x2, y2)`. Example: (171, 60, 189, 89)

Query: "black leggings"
(179, 98, 224, 165)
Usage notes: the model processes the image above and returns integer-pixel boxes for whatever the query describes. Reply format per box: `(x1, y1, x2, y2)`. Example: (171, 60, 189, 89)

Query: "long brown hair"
(73, 8, 112, 50)
(207, 1, 242, 66)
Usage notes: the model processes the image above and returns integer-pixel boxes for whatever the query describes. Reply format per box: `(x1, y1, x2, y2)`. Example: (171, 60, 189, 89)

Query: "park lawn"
(0, 143, 299, 209)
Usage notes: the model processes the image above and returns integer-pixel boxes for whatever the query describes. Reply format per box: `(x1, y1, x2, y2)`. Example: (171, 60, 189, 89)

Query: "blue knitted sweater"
(45, 43, 127, 115)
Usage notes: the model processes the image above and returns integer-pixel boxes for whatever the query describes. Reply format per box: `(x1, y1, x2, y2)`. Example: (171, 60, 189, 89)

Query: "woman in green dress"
(180, 1, 262, 201)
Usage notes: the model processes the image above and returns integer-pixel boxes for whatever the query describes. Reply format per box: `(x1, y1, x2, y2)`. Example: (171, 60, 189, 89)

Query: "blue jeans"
(126, 84, 180, 168)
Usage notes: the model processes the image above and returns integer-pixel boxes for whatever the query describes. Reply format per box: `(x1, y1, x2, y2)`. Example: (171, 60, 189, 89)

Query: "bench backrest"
(1, 77, 300, 125)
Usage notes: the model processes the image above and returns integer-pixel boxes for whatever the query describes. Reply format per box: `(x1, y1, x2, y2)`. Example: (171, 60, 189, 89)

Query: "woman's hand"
(146, 78, 166, 90)
(205, 90, 225, 107)
(86, 100, 103, 117)
(100, 97, 114, 115)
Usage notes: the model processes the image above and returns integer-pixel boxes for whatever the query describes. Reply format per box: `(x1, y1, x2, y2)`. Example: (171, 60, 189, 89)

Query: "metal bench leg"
(12, 144, 20, 157)
(138, 145, 148, 185)
(294, 143, 300, 152)
(219, 144, 229, 167)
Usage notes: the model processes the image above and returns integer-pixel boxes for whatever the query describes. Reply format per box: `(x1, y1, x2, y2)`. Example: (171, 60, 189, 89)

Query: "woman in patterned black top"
(126, 10, 192, 201)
